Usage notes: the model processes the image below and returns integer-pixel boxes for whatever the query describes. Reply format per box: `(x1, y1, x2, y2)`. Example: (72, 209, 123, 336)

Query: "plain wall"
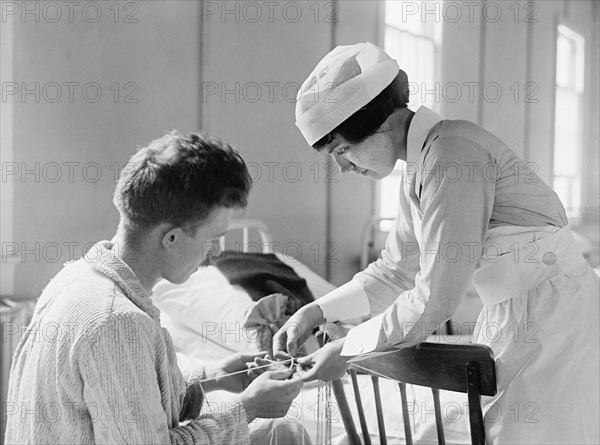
(200, 1, 333, 279)
(3, 2, 203, 299)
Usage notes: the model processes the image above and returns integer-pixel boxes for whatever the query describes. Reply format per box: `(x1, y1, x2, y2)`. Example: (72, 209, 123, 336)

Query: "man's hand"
(240, 370, 303, 422)
(204, 352, 269, 393)
(295, 339, 349, 382)
(272, 303, 326, 359)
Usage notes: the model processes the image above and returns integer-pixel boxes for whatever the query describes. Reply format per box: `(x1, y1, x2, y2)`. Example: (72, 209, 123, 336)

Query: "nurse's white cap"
(295, 42, 400, 146)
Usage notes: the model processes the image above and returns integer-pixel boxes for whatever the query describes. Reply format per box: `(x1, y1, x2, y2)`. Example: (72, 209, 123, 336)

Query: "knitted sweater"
(4, 241, 250, 444)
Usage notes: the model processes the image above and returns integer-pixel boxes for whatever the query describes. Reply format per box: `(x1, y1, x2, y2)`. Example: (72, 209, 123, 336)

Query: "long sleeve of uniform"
(342, 130, 496, 355)
(315, 165, 422, 326)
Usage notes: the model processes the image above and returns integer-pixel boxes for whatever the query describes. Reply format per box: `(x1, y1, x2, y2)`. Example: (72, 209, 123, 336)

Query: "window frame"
(376, 0, 444, 222)
(551, 21, 586, 223)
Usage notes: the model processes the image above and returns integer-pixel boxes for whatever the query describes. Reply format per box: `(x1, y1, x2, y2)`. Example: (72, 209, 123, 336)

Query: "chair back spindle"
(346, 343, 496, 445)
(350, 369, 371, 445)
(331, 378, 361, 445)
(371, 376, 388, 445)
(398, 382, 414, 445)
(466, 361, 486, 445)
(431, 387, 446, 445)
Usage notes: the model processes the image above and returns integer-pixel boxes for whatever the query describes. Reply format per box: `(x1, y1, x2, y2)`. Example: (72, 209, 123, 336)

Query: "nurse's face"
(323, 127, 401, 181)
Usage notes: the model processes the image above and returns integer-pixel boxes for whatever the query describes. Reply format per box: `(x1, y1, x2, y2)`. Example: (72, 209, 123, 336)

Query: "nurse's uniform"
(473, 225, 599, 443)
(294, 42, 599, 443)
(314, 107, 600, 443)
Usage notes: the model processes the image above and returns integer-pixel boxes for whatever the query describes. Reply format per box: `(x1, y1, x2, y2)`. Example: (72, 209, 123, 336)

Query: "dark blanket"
(207, 251, 314, 315)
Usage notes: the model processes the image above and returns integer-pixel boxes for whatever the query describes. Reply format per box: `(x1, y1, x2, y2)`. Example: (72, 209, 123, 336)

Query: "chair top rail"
(349, 342, 496, 396)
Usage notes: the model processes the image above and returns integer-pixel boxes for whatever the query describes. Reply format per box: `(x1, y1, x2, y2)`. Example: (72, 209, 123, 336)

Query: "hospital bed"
(152, 219, 495, 444)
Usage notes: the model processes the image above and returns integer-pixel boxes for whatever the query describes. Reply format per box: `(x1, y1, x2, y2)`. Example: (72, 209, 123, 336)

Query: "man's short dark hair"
(113, 130, 252, 234)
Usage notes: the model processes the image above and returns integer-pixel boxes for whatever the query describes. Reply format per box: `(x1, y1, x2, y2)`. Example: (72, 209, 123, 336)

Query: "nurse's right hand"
(273, 303, 325, 359)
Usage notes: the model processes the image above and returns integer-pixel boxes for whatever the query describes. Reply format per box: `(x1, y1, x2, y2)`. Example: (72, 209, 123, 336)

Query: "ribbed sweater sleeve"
(79, 312, 250, 445)
(5, 242, 252, 445)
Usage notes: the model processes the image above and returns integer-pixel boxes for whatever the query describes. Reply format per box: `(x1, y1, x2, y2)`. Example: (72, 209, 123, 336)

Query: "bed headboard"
(220, 219, 274, 254)
(360, 216, 396, 269)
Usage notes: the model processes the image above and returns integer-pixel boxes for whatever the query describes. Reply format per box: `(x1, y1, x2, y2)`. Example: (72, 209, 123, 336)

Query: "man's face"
(167, 206, 233, 284)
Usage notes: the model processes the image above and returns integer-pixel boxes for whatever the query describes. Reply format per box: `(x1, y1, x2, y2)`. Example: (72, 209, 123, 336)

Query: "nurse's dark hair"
(113, 130, 251, 235)
(313, 70, 410, 150)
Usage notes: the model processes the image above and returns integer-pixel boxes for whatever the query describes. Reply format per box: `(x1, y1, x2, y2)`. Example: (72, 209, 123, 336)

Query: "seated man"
(4, 131, 304, 444)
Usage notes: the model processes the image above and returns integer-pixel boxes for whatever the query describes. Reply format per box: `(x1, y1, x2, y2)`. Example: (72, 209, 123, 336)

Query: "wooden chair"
(331, 342, 497, 445)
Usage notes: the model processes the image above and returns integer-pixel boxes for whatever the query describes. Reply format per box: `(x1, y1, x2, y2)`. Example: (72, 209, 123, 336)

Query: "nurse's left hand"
(295, 339, 349, 382)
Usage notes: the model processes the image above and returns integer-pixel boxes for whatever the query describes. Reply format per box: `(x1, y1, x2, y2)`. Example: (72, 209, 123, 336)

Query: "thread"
(315, 331, 333, 445)
(269, 418, 279, 445)
(197, 358, 295, 383)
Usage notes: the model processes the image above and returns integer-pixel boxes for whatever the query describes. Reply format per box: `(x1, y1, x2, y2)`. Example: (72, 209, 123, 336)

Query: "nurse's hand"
(295, 339, 349, 382)
(273, 303, 325, 359)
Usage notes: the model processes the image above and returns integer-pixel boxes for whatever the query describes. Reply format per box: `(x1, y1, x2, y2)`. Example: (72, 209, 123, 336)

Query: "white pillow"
(152, 256, 334, 362)
(274, 252, 336, 298)
(152, 265, 261, 362)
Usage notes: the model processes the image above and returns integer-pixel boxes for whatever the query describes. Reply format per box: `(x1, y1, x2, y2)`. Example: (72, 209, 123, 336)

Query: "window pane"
(553, 25, 584, 218)
(385, 1, 407, 30)
(553, 176, 572, 210)
(556, 34, 573, 88)
(379, 174, 402, 218)
(384, 26, 403, 61)
(419, 39, 436, 109)
(557, 25, 585, 92)
(554, 88, 580, 176)
(381, 2, 442, 220)
(385, 29, 436, 111)
(386, 1, 437, 37)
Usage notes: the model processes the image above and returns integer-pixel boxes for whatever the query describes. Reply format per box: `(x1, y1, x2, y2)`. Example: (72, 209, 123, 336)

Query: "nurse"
(273, 42, 599, 443)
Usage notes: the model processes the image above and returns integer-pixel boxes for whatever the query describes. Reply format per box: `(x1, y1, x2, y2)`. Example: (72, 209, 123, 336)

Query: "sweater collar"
(86, 241, 161, 322)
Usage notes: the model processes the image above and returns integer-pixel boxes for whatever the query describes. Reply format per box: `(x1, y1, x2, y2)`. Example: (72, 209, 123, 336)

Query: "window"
(377, 1, 443, 228)
(1, 17, 16, 296)
(553, 25, 585, 220)
(384, 0, 442, 112)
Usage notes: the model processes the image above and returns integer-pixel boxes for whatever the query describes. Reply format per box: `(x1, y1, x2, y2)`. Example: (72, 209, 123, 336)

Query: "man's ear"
(162, 226, 184, 250)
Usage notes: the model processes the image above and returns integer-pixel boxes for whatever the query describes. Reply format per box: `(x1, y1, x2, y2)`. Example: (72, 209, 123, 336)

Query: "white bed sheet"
(152, 253, 335, 362)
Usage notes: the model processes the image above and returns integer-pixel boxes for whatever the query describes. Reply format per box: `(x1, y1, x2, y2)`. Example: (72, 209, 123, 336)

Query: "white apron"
(471, 225, 600, 444)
